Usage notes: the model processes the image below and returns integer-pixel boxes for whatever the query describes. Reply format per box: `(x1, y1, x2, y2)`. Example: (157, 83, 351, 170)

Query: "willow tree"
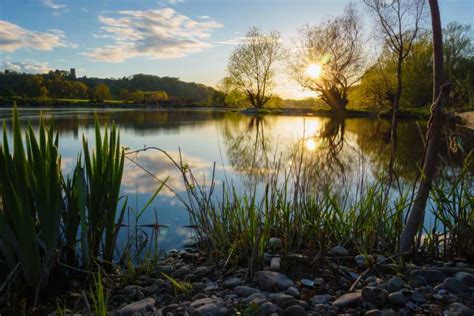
(227, 27, 283, 108)
(292, 4, 365, 113)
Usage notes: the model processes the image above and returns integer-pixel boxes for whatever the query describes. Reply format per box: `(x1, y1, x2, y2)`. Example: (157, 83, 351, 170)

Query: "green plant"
(90, 270, 107, 316)
(161, 273, 192, 295)
(0, 107, 62, 289)
(82, 119, 127, 266)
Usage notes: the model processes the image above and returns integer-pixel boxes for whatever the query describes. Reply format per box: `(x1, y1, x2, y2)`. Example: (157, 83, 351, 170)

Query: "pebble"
(387, 291, 405, 306)
(285, 286, 300, 297)
(332, 292, 363, 308)
(253, 271, 295, 291)
(447, 302, 474, 316)
(386, 276, 405, 293)
(245, 292, 267, 305)
(171, 265, 191, 279)
(361, 286, 388, 305)
(270, 257, 281, 271)
(284, 304, 306, 316)
(410, 291, 427, 304)
(365, 310, 381, 316)
(235, 285, 261, 297)
(437, 277, 467, 293)
(328, 245, 349, 256)
(310, 294, 331, 305)
(355, 255, 369, 269)
(454, 271, 474, 287)
(260, 302, 284, 315)
(195, 303, 220, 316)
(223, 277, 241, 288)
(410, 269, 446, 283)
(118, 298, 155, 316)
(269, 237, 283, 250)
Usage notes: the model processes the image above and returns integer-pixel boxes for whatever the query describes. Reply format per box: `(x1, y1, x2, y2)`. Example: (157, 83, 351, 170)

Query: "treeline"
(350, 23, 474, 109)
(0, 70, 225, 105)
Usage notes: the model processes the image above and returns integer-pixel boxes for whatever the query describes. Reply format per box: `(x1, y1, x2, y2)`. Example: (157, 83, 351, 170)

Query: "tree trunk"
(400, 0, 449, 252)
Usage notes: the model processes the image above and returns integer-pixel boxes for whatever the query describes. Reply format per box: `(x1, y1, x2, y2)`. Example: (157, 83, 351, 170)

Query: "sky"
(0, 0, 473, 99)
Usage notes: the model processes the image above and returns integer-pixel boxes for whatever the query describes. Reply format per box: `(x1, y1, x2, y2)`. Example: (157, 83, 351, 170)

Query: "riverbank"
(3, 97, 473, 122)
(42, 246, 474, 315)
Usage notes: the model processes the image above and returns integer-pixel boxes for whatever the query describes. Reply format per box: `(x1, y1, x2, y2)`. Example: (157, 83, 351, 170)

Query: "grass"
(169, 143, 473, 274)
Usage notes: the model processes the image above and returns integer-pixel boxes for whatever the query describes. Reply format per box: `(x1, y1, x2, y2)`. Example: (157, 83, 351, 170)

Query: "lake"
(1, 107, 472, 252)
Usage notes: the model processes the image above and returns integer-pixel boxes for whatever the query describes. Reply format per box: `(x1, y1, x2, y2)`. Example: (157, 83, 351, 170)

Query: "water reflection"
(1, 108, 472, 250)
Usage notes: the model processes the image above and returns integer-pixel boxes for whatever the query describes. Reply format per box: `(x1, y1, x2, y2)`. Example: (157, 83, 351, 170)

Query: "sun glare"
(305, 139, 317, 151)
(305, 63, 322, 79)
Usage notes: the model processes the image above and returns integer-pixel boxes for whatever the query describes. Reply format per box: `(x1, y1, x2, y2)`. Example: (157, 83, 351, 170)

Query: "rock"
(355, 255, 369, 269)
(328, 245, 349, 256)
(436, 277, 466, 293)
(310, 294, 331, 305)
(361, 287, 388, 305)
(454, 272, 474, 287)
(245, 293, 267, 305)
(365, 310, 381, 316)
(284, 305, 306, 316)
(285, 287, 300, 298)
(260, 302, 284, 316)
(235, 285, 261, 297)
(387, 291, 405, 306)
(269, 237, 283, 250)
(119, 298, 155, 315)
(171, 266, 191, 279)
(300, 278, 315, 287)
(376, 255, 387, 264)
(332, 292, 363, 308)
(269, 293, 295, 307)
(380, 309, 398, 316)
(195, 303, 220, 316)
(223, 277, 241, 288)
(408, 275, 427, 288)
(195, 266, 210, 277)
(410, 291, 427, 304)
(410, 269, 446, 283)
(447, 302, 474, 316)
(386, 276, 405, 293)
(253, 271, 295, 292)
(190, 298, 214, 309)
(270, 257, 281, 271)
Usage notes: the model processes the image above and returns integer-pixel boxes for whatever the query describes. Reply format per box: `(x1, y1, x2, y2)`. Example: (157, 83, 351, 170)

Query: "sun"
(305, 63, 323, 79)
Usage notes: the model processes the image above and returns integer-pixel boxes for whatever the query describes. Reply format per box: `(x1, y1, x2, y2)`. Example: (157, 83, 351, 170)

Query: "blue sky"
(0, 0, 473, 98)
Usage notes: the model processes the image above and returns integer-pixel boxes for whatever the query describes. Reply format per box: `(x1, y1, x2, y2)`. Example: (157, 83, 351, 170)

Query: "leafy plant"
(0, 107, 62, 289)
(82, 119, 127, 267)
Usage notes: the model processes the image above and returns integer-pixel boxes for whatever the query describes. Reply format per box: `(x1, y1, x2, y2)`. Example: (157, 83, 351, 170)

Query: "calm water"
(1, 108, 472, 251)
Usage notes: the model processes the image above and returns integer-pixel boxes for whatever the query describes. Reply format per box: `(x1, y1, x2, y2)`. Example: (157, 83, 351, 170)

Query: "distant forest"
(0, 70, 226, 105)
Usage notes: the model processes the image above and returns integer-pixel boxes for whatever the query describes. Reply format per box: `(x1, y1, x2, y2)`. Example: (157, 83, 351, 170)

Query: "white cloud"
(3, 60, 52, 74)
(214, 37, 246, 45)
(82, 8, 222, 62)
(0, 20, 75, 52)
(167, 0, 184, 4)
(41, 0, 68, 15)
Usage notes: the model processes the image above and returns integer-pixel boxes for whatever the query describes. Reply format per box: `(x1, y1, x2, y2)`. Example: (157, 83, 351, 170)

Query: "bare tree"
(292, 4, 365, 112)
(400, 0, 450, 252)
(364, 0, 425, 113)
(227, 27, 283, 108)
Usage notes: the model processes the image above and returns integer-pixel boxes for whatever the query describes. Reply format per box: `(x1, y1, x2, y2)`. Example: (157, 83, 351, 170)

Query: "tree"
(400, 0, 450, 253)
(364, 0, 425, 113)
(444, 22, 473, 78)
(227, 27, 283, 108)
(92, 83, 112, 102)
(292, 4, 365, 112)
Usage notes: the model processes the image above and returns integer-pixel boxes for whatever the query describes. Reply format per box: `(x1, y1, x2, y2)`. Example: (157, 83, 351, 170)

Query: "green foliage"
(82, 119, 127, 266)
(0, 107, 62, 289)
(90, 270, 108, 316)
(161, 273, 193, 295)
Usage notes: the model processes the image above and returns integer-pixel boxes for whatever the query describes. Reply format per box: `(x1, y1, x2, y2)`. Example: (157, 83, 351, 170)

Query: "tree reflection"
(221, 114, 274, 187)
